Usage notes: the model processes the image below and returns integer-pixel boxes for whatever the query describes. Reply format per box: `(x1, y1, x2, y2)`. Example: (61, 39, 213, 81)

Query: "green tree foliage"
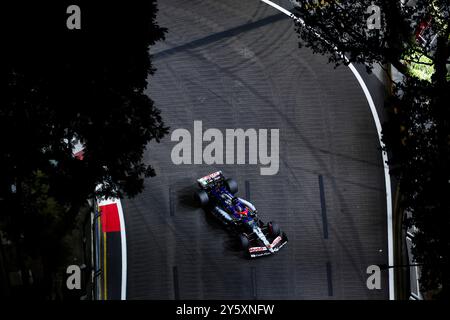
(1, 1, 167, 297)
(3, 1, 168, 199)
(293, 0, 449, 297)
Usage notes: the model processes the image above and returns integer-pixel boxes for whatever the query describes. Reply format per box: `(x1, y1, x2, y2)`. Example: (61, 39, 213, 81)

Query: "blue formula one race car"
(194, 171, 288, 258)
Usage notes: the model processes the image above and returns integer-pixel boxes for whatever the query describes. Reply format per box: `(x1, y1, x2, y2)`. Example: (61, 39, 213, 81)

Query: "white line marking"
(262, 0, 298, 17)
(348, 63, 394, 300)
(259, 0, 395, 299)
(116, 199, 127, 300)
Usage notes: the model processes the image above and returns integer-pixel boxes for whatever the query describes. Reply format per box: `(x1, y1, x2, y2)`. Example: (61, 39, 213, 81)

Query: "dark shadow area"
(153, 13, 286, 61)
(1, 1, 167, 299)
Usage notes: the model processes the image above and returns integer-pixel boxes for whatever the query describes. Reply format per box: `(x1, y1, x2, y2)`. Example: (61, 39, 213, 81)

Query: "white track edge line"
(259, 0, 395, 299)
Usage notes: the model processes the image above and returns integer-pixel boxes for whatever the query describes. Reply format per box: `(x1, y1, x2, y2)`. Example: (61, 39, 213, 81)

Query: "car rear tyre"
(194, 190, 209, 207)
(268, 221, 280, 236)
(225, 178, 238, 194)
(239, 234, 249, 250)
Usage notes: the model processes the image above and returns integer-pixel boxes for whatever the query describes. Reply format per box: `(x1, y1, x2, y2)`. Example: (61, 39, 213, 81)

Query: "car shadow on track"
(177, 182, 245, 257)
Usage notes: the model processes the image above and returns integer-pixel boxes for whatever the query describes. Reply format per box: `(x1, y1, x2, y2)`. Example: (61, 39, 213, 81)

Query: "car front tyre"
(268, 221, 280, 237)
(239, 234, 249, 250)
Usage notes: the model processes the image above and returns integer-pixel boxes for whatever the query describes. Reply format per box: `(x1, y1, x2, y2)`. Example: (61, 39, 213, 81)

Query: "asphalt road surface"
(121, 0, 389, 299)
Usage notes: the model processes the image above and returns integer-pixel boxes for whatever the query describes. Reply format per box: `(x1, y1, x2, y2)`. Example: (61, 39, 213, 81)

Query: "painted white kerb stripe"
(116, 199, 127, 300)
(259, 0, 395, 299)
(98, 197, 127, 300)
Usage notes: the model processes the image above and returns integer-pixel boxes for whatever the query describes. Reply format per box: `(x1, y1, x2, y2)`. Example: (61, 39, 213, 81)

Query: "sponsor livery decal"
(251, 251, 272, 258)
(249, 246, 267, 253)
(270, 236, 282, 248)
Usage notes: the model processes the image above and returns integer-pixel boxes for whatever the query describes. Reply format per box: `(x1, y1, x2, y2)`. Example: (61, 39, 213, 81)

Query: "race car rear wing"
(197, 171, 224, 188)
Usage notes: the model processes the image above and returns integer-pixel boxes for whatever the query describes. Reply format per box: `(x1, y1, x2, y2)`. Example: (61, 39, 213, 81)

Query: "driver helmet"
(232, 197, 248, 216)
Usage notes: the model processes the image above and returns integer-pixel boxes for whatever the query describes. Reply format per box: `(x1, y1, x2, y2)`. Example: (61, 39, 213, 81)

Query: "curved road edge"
(259, 0, 395, 299)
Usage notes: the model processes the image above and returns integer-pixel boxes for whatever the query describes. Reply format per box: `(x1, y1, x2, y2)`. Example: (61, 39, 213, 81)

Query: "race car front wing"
(247, 233, 288, 258)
